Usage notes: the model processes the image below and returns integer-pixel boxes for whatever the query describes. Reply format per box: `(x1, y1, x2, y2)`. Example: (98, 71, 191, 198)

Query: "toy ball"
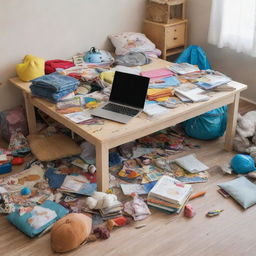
(21, 187, 31, 196)
(230, 154, 256, 174)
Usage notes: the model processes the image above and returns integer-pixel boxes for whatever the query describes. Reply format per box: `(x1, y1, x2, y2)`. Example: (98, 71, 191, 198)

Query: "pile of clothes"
(30, 72, 80, 103)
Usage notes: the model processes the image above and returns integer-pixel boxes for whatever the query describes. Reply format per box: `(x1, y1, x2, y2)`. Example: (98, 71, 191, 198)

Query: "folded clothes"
(45, 59, 75, 74)
(31, 72, 79, 92)
(147, 88, 174, 101)
(30, 85, 76, 103)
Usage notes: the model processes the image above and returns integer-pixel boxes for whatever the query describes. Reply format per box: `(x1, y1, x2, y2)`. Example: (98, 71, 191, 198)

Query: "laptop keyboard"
(103, 103, 139, 116)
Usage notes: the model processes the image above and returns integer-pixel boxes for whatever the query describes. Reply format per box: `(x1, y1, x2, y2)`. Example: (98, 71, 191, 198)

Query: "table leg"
(224, 92, 240, 151)
(23, 92, 37, 134)
(96, 143, 109, 192)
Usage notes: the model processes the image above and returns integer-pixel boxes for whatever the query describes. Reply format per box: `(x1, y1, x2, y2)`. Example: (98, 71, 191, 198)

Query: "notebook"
(91, 71, 149, 123)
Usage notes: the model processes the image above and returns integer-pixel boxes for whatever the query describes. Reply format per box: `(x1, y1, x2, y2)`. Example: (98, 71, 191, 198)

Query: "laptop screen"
(109, 71, 150, 109)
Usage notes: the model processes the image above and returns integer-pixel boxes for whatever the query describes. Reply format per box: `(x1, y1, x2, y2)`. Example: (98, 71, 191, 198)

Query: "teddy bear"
(85, 192, 120, 210)
(233, 111, 256, 154)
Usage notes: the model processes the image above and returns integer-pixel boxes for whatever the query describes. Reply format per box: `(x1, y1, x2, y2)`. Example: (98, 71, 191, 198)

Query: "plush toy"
(85, 192, 119, 210)
(233, 111, 256, 154)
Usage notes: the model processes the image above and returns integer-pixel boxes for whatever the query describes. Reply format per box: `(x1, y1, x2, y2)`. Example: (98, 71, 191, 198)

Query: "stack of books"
(147, 175, 192, 213)
(99, 201, 123, 220)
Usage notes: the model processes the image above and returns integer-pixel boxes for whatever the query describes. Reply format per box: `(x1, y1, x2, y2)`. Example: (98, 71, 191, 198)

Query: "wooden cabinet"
(143, 19, 187, 60)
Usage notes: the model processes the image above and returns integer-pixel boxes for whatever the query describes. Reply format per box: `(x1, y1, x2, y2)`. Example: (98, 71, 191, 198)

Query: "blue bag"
(176, 45, 211, 70)
(183, 106, 227, 140)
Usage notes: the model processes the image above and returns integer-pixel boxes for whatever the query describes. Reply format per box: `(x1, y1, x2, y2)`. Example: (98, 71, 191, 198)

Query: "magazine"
(174, 83, 210, 102)
(168, 63, 200, 75)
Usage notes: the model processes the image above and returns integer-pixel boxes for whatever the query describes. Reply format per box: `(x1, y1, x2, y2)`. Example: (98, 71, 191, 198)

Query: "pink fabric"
(141, 68, 174, 81)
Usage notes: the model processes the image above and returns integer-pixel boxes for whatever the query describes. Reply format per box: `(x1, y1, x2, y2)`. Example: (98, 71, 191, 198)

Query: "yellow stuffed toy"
(16, 54, 45, 82)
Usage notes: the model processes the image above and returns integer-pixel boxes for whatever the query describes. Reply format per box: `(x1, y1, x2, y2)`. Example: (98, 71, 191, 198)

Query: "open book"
(174, 83, 210, 102)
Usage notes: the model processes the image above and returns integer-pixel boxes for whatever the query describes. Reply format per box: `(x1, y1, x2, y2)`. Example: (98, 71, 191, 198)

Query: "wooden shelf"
(166, 46, 185, 56)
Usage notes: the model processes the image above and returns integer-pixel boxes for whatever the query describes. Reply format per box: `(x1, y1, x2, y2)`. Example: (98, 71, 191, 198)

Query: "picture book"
(168, 63, 200, 75)
(171, 162, 208, 183)
(120, 183, 147, 195)
(64, 110, 92, 123)
(60, 175, 96, 196)
(174, 83, 210, 102)
(174, 154, 209, 173)
(148, 175, 192, 205)
(149, 76, 180, 89)
(194, 73, 231, 90)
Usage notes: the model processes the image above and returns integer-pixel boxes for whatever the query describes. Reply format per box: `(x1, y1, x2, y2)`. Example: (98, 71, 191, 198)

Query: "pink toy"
(184, 204, 195, 218)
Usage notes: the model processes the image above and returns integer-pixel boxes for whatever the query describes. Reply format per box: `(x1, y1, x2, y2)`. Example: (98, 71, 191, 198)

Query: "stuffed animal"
(85, 192, 119, 210)
(233, 111, 256, 154)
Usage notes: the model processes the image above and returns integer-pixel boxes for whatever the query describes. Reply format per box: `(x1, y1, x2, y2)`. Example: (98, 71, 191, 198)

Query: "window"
(208, 0, 256, 56)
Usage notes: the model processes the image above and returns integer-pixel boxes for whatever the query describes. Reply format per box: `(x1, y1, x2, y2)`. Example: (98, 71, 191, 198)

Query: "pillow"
(27, 134, 81, 161)
(218, 176, 256, 209)
(7, 200, 69, 237)
(109, 32, 156, 55)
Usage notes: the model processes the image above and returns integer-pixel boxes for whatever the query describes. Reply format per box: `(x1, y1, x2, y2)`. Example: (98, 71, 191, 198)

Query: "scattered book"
(64, 110, 92, 123)
(193, 72, 231, 90)
(171, 162, 208, 183)
(143, 103, 169, 117)
(174, 154, 209, 173)
(169, 63, 200, 75)
(59, 175, 97, 196)
(174, 83, 210, 102)
(120, 183, 147, 195)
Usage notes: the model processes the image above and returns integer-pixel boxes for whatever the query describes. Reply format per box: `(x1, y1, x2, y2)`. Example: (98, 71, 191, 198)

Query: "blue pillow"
(218, 177, 256, 209)
(7, 200, 68, 237)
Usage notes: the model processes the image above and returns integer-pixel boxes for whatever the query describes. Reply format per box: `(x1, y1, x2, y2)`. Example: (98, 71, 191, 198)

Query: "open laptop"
(91, 71, 150, 123)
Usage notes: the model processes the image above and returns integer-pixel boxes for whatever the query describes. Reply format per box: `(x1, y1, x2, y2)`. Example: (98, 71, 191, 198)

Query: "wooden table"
(10, 58, 247, 192)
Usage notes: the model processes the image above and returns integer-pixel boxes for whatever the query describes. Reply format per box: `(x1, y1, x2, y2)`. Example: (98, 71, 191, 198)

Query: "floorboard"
(0, 99, 256, 256)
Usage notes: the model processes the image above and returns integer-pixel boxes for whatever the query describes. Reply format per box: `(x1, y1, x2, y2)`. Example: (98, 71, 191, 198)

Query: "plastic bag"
(183, 106, 227, 140)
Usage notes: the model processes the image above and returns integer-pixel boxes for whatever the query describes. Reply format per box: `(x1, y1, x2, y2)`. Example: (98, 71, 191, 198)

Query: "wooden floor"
(0, 99, 256, 256)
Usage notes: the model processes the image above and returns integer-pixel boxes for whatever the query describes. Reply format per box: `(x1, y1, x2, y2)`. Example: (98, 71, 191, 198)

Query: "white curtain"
(208, 0, 256, 56)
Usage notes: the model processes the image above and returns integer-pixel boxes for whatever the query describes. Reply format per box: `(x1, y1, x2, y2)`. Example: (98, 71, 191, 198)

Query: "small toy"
(20, 187, 31, 196)
(189, 191, 206, 200)
(12, 157, 24, 165)
(184, 204, 195, 218)
(206, 209, 223, 217)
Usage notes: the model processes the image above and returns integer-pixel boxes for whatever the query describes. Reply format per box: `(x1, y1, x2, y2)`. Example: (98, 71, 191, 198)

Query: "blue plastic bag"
(176, 45, 211, 70)
(183, 106, 227, 140)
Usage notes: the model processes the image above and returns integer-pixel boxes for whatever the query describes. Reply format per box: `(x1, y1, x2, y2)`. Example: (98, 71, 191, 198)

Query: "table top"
(10, 58, 247, 148)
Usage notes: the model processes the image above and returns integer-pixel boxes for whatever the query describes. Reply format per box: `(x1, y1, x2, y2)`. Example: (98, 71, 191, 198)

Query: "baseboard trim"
(240, 96, 256, 105)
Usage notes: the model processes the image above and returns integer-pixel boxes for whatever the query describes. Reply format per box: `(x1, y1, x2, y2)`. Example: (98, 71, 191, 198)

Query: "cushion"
(16, 54, 45, 82)
(218, 176, 256, 209)
(109, 32, 156, 55)
(51, 213, 92, 252)
(27, 134, 81, 161)
(7, 200, 69, 237)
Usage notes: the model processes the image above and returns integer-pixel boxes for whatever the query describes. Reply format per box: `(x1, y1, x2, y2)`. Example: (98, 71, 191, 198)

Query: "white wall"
(0, 0, 146, 111)
(187, 0, 256, 103)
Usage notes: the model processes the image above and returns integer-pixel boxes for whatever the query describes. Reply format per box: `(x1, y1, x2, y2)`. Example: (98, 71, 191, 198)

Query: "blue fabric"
(183, 106, 227, 140)
(31, 73, 79, 92)
(176, 45, 211, 70)
(7, 200, 68, 237)
(30, 85, 76, 103)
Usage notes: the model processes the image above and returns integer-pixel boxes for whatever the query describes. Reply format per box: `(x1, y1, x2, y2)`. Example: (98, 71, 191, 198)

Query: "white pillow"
(109, 32, 156, 55)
